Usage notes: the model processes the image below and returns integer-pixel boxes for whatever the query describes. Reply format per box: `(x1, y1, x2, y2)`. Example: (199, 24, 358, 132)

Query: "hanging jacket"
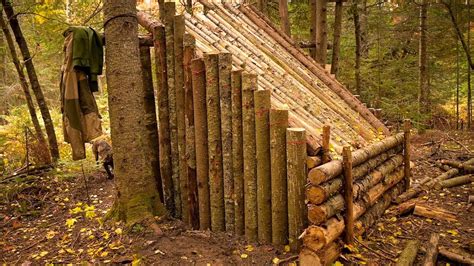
(62, 26, 103, 92)
(61, 31, 103, 160)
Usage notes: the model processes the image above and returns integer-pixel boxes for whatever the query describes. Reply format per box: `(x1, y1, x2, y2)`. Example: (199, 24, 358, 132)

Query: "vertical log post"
(315, 0, 328, 66)
(242, 72, 258, 241)
(174, 14, 188, 223)
(219, 52, 234, 233)
(287, 128, 307, 252)
(205, 52, 225, 232)
(322, 125, 331, 163)
(255, 89, 272, 243)
(139, 46, 163, 202)
(184, 33, 199, 229)
(163, 2, 181, 218)
(232, 69, 245, 236)
(403, 119, 411, 191)
(342, 146, 354, 244)
(270, 109, 289, 245)
(191, 58, 210, 230)
(153, 25, 175, 214)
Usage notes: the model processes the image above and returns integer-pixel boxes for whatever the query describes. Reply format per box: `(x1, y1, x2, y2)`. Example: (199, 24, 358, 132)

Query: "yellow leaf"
(272, 257, 280, 264)
(63, 197, 70, 202)
(69, 207, 82, 214)
(240, 253, 248, 259)
(245, 245, 254, 252)
(45, 230, 56, 239)
(284, 245, 291, 252)
(132, 257, 141, 266)
(389, 217, 397, 222)
(65, 248, 75, 254)
(100, 251, 109, 257)
(103, 231, 110, 240)
(65, 218, 77, 228)
(85, 209, 96, 219)
(333, 261, 344, 266)
(80, 228, 87, 233)
(115, 228, 123, 235)
(447, 230, 458, 236)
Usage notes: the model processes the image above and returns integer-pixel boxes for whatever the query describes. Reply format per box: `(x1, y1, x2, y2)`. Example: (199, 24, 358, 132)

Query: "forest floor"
(1, 129, 473, 265)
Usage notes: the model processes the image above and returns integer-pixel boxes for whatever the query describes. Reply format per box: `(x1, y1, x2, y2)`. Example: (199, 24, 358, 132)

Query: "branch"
(441, 0, 474, 70)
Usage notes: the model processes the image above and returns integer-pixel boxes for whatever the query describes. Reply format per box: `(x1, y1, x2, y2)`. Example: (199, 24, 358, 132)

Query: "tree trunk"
(232, 69, 244, 235)
(174, 14, 188, 222)
(103, 0, 165, 224)
(270, 109, 289, 245)
(396, 240, 420, 266)
(353, 0, 362, 96)
(330, 0, 343, 77)
(422, 233, 439, 266)
(2, 0, 59, 162)
(278, 0, 291, 37)
(242, 72, 258, 241)
(191, 58, 211, 230)
(322, 125, 331, 163)
(184, 33, 198, 229)
(0, 22, 5, 86)
(418, 0, 430, 117)
(139, 46, 163, 203)
(342, 146, 354, 244)
(287, 128, 307, 251)
(435, 174, 474, 189)
(310, 0, 317, 60)
(255, 89, 271, 243)
(257, 0, 268, 16)
(0, 14, 48, 157)
(315, 0, 328, 66)
(204, 52, 225, 232)
(218, 52, 234, 233)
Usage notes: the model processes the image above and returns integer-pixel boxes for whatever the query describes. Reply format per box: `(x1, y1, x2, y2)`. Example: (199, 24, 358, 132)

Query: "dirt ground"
(1, 130, 473, 265)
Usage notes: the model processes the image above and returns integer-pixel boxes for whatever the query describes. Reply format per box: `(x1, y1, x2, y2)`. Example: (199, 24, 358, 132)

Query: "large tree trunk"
(279, 0, 291, 37)
(2, 0, 59, 162)
(353, 0, 362, 96)
(309, 0, 317, 60)
(0, 23, 5, 86)
(330, 0, 343, 77)
(104, 0, 165, 224)
(315, 0, 328, 66)
(418, 0, 430, 117)
(0, 13, 48, 159)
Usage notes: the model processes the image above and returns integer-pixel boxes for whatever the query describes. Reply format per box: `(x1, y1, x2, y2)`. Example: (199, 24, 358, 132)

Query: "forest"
(0, 0, 473, 264)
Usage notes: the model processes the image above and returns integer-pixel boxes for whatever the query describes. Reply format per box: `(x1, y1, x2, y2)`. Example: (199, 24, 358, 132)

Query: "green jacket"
(63, 26, 103, 92)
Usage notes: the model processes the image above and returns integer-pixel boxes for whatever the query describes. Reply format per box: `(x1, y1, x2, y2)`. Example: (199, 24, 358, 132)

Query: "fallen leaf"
(272, 257, 280, 264)
(240, 253, 248, 259)
(65, 218, 77, 228)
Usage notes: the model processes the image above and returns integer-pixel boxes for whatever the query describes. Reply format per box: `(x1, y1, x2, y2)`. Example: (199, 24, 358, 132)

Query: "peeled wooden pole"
(422, 233, 439, 266)
(342, 146, 354, 244)
(205, 52, 225, 232)
(231, 69, 244, 235)
(174, 14, 188, 223)
(184, 33, 199, 229)
(163, 2, 181, 218)
(403, 119, 411, 190)
(270, 109, 289, 245)
(218, 52, 234, 233)
(322, 125, 331, 163)
(308, 133, 404, 185)
(139, 46, 163, 203)
(287, 128, 307, 251)
(153, 24, 175, 214)
(255, 89, 272, 243)
(242, 72, 258, 241)
(192, 58, 210, 230)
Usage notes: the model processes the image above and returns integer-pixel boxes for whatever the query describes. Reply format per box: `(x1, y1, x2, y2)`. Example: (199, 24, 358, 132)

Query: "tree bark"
(139, 46, 163, 203)
(255, 89, 271, 243)
(413, 203, 457, 222)
(232, 69, 244, 235)
(257, 0, 268, 16)
(322, 125, 331, 163)
(103, 0, 165, 224)
(242, 72, 258, 241)
(330, 0, 343, 77)
(270, 109, 289, 245)
(163, 2, 181, 218)
(309, 0, 317, 60)
(396, 240, 420, 266)
(353, 0, 362, 96)
(0, 13, 47, 157)
(174, 14, 188, 222)
(278, 0, 291, 37)
(218, 52, 234, 233)
(205, 52, 225, 232)
(287, 128, 307, 251)
(418, 0, 430, 116)
(315, 0, 328, 66)
(191, 58, 210, 230)
(439, 246, 474, 264)
(435, 174, 474, 189)
(422, 233, 439, 266)
(403, 120, 411, 190)
(2, 0, 59, 161)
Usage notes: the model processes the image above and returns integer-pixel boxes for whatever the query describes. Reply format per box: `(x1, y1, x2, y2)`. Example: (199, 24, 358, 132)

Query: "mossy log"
(422, 233, 439, 266)
(270, 109, 289, 245)
(191, 58, 210, 230)
(242, 72, 258, 241)
(163, 2, 181, 218)
(174, 14, 188, 223)
(231, 69, 244, 235)
(255, 89, 272, 243)
(396, 240, 420, 266)
(287, 128, 307, 251)
(307, 156, 322, 169)
(204, 52, 225, 232)
(139, 46, 163, 203)
(435, 174, 474, 189)
(184, 33, 198, 229)
(152, 25, 174, 214)
(218, 52, 234, 233)
(413, 203, 457, 222)
(441, 159, 474, 173)
(308, 133, 404, 185)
